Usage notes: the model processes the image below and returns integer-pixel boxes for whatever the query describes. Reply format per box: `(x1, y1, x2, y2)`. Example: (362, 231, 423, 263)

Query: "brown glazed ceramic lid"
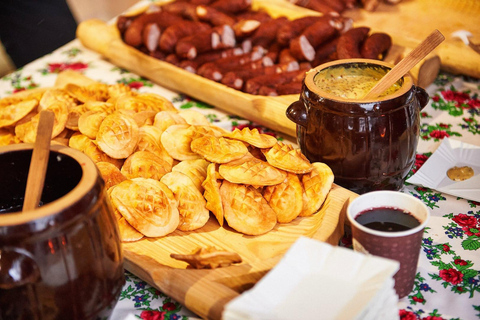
(0, 143, 98, 227)
(304, 58, 414, 104)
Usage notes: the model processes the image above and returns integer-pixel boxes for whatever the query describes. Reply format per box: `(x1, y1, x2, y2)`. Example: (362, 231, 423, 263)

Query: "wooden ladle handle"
(363, 29, 445, 100)
(23, 110, 55, 212)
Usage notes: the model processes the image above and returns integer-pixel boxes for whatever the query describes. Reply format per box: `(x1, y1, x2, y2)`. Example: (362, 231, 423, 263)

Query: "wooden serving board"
(76, 0, 434, 139)
(76, 0, 479, 140)
(122, 184, 357, 320)
(52, 71, 359, 319)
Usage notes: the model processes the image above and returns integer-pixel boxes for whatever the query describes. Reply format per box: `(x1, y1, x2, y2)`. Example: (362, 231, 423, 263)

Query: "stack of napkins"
(223, 237, 400, 320)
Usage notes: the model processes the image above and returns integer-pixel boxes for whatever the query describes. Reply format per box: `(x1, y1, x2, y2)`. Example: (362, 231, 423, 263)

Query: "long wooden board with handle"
(76, 0, 457, 139)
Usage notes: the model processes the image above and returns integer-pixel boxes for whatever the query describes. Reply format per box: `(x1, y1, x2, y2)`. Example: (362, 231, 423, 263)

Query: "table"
(1, 37, 479, 320)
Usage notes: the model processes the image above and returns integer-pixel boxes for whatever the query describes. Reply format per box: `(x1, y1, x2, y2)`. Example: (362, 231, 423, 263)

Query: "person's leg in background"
(0, 0, 78, 68)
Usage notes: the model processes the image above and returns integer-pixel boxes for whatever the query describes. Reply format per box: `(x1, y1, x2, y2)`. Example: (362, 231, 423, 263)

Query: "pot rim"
(0, 143, 98, 226)
(304, 58, 414, 103)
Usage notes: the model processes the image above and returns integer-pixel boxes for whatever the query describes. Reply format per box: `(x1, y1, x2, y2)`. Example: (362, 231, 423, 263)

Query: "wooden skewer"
(363, 29, 445, 100)
(23, 110, 55, 212)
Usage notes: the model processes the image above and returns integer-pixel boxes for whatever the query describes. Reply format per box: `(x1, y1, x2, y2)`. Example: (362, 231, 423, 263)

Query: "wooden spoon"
(23, 110, 55, 211)
(363, 29, 445, 100)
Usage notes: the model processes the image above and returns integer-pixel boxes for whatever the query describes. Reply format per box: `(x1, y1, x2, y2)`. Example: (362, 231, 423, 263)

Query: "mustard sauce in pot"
(313, 65, 402, 100)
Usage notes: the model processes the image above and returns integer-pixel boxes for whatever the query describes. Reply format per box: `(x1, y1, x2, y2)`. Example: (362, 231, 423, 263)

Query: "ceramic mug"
(0, 143, 124, 319)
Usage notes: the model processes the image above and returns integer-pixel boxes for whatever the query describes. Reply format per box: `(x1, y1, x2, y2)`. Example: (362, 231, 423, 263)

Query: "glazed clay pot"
(286, 59, 429, 194)
(0, 144, 124, 319)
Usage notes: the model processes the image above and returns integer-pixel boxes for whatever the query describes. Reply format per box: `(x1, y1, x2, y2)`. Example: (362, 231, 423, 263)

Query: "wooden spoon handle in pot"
(363, 29, 445, 100)
(23, 110, 55, 212)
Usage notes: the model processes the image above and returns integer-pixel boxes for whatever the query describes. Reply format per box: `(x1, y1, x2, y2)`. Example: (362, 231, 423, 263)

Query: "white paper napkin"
(407, 138, 480, 202)
(223, 237, 400, 320)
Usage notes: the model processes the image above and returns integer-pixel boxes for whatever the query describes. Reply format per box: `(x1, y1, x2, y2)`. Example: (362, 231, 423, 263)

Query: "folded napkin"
(407, 138, 480, 202)
(223, 237, 400, 320)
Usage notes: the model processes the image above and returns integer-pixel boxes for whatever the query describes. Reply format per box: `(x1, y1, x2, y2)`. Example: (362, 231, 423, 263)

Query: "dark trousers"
(0, 0, 78, 68)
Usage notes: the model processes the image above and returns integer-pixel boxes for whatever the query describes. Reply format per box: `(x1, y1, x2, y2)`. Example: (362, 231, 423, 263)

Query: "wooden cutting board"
(51, 70, 359, 319)
(122, 184, 357, 320)
(77, 0, 464, 139)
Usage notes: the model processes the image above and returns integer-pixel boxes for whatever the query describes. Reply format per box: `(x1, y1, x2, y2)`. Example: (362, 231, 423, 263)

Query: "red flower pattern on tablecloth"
(452, 214, 478, 228)
(439, 268, 464, 285)
(140, 310, 165, 320)
(400, 309, 418, 320)
(47, 62, 89, 73)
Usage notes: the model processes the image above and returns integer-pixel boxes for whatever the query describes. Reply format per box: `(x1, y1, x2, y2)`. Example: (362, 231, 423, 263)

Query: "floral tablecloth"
(1, 37, 479, 320)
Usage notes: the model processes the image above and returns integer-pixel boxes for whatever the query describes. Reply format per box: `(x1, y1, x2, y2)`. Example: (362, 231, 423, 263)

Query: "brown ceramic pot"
(286, 59, 429, 194)
(0, 143, 124, 319)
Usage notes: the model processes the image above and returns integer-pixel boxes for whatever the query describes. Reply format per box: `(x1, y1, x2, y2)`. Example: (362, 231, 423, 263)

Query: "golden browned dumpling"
(78, 110, 108, 139)
(64, 83, 109, 103)
(178, 109, 210, 126)
(112, 206, 144, 242)
(121, 150, 172, 180)
(68, 132, 91, 151)
(0, 99, 38, 129)
(115, 92, 176, 113)
(171, 159, 209, 193)
(219, 157, 287, 186)
(161, 124, 202, 161)
(263, 173, 303, 223)
(153, 111, 185, 134)
(202, 163, 224, 226)
(299, 162, 334, 217)
(83, 139, 124, 169)
(191, 136, 248, 164)
(96, 112, 139, 159)
(220, 180, 276, 235)
(161, 171, 209, 231)
(225, 127, 277, 148)
(96, 161, 127, 189)
(262, 142, 313, 174)
(109, 178, 179, 237)
(135, 125, 174, 166)
(0, 128, 20, 146)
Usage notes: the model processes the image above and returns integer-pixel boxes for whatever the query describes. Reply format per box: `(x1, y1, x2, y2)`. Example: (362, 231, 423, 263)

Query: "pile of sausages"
(117, 0, 392, 96)
(289, 0, 401, 14)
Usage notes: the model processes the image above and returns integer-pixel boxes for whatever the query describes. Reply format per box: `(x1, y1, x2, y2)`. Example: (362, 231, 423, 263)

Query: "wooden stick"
(363, 29, 445, 100)
(23, 110, 55, 211)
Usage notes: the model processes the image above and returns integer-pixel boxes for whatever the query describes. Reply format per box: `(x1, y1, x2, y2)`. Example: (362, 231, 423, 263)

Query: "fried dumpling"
(121, 150, 172, 180)
(171, 158, 209, 193)
(161, 171, 209, 231)
(219, 157, 287, 186)
(96, 161, 127, 189)
(191, 135, 248, 164)
(78, 110, 107, 139)
(178, 109, 210, 126)
(153, 111, 185, 134)
(299, 162, 334, 217)
(263, 173, 303, 223)
(262, 142, 313, 174)
(109, 178, 179, 237)
(220, 180, 276, 235)
(225, 127, 277, 148)
(135, 125, 174, 166)
(0, 99, 38, 129)
(202, 163, 224, 226)
(161, 124, 202, 161)
(115, 92, 176, 113)
(112, 206, 144, 242)
(96, 112, 139, 159)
